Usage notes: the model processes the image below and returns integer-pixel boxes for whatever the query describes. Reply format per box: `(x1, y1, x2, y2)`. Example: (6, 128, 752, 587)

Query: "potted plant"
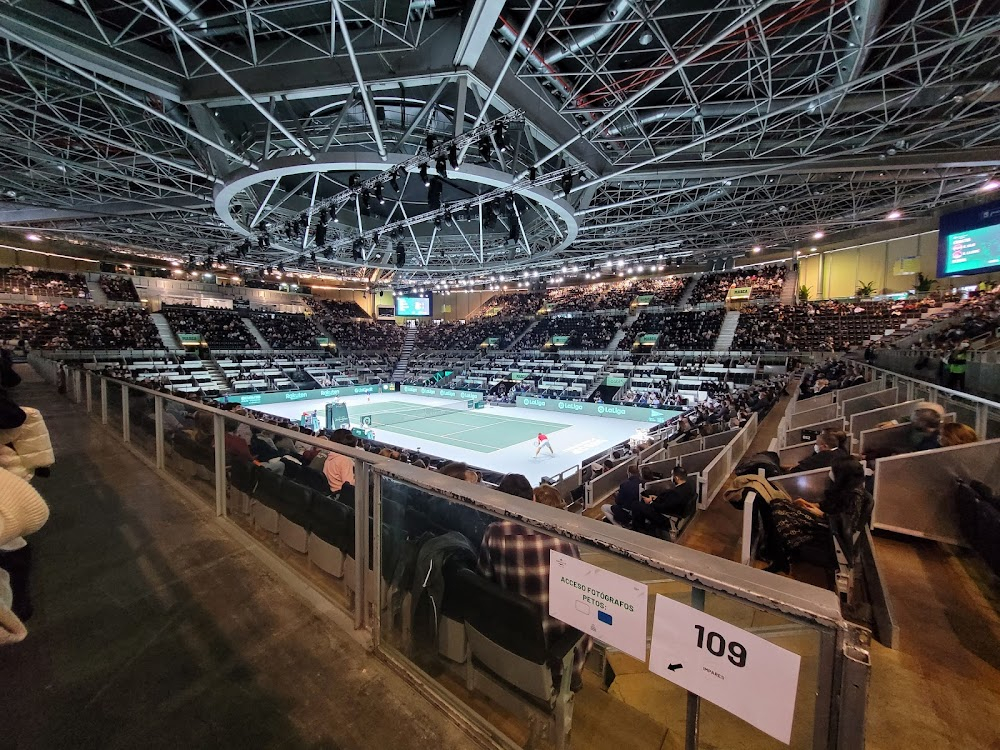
(914, 272, 937, 296)
(856, 280, 876, 300)
(798, 284, 811, 303)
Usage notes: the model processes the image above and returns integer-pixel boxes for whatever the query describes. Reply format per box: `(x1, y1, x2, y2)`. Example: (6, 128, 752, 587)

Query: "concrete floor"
(0, 372, 477, 750)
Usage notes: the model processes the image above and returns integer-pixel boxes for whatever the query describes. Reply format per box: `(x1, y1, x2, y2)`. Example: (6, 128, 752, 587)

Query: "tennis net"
(356, 402, 475, 428)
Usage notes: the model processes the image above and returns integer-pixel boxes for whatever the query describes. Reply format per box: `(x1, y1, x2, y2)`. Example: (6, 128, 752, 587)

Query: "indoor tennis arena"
(1, 2, 1000, 750)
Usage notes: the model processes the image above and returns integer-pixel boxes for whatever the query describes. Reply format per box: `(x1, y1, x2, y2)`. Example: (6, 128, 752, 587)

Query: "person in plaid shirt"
(477, 484, 592, 690)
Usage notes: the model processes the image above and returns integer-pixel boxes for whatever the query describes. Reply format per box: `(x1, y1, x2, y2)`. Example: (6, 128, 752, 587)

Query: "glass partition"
(78, 373, 868, 750)
(374, 470, 848, 750)
(105, 380, 123, 437)
(219, 414, 356, 613)
(160, 394, 216, 509)
(127, 387, 157, 455)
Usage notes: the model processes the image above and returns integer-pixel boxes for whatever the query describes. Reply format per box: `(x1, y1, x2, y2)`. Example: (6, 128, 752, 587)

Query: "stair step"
(241, 317, 273, 352)
(86, 281, 108, 305)
(150, 312, 183, 351)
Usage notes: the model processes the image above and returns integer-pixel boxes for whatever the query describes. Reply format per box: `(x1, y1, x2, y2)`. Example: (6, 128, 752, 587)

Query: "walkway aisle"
(866, 535, 1000, 748)
(0, 375, 475, 750)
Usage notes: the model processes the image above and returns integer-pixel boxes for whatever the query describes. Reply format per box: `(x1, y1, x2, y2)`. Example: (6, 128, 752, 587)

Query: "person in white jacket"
(0, 404, 56, 480)
(0, 466, 49, 645)
(0, 395, 54, 624)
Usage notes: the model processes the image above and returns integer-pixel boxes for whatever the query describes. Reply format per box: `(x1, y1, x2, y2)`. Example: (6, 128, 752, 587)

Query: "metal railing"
(43, 363, 871, 750)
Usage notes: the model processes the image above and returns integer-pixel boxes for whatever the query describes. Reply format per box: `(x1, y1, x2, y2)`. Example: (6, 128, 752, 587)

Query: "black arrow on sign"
(667, 663, 683, 671)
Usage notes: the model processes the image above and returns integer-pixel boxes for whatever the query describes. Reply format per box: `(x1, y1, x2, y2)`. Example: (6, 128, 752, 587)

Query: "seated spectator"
(866, 402, 943, 459)
(607, 463, 642, 526)
(633, 466, 696, 535)
(766, 458, 870, 573)
(438, 460, 480, 483)
(787, 429, 850, 473)
(323, 428, 357, 492)
(939, 422, 978, 447)
(477, 487, 591, 689)
(498, 473, 534, 500)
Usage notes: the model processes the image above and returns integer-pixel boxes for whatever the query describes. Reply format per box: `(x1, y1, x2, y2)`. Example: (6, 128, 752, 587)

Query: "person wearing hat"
(0, 466, 49, 644)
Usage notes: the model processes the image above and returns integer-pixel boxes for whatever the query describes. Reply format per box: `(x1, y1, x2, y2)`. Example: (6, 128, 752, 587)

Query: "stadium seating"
(250, 311, 324, 349)
(0, 303, 162, 350)
(99, 275, 140, 302)
(688, 266, 786, 304)
(415, 318, 533, 350)
(162, 305, 259, 349)
(0, 267, 90, 299)
(734, 302, 896, 351)
(515, 314, 625, 351)
(545, 276, 688, 312)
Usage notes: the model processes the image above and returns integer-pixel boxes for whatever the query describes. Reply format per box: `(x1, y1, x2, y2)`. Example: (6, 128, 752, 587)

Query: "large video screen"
(938, 199, 1000, 277)
(394, 294, 432, 317)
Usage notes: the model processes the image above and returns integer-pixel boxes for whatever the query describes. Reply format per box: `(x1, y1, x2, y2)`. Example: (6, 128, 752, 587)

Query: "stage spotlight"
(448, 144, 459, 171)
(529, 166, 537, 181)
(436, 156, 448, 179)
(390, 170, 400, 192)
(425, 133, 435, 151)
(494, 122, 506, 152)
(508, 220, 518, 241)
(478, 137, 492, 162)
(315, 223, 327, 246)
(561, 172, 573, 196)
(428, 177, 443, 210)
(444, 209, 453, 227)
(375, 183, 384, 204)
(348, 172, 361, 188)
(419, 163, 430, 187)
(395, 243, 406, 266)
(319, 207, 328, 224)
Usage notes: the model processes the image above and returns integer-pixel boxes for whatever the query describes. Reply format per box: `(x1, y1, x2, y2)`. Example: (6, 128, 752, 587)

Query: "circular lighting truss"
(214, 152, 578, 280)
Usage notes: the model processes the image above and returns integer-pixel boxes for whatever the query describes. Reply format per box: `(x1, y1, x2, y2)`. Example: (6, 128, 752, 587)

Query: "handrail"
(372, 459, 844, 629)
(857, 361, 1000, 409)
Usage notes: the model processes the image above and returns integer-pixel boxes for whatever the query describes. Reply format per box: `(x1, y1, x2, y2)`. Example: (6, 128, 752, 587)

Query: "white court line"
(379, 425, 501, 451)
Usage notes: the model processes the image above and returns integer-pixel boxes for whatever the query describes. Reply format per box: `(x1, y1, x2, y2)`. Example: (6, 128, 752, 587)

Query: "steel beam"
(0, 0, 184, 101)
(453, 0, 506, 68)
(140, 0, 314, 160)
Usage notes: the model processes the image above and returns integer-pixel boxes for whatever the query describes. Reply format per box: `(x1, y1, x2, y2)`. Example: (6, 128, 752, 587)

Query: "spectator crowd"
(162, 305, 259, 349)
(98, 275, 140, 302)
(689, 266, 786, 304)
(250, 312, 323, 349)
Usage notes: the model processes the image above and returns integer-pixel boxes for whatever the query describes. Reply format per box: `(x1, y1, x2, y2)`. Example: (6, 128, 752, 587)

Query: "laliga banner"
(515, 396, 675, 424)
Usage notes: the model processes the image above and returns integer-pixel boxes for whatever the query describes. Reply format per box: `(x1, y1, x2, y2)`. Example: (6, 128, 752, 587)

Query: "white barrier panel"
(792, 391, 835, 413)
(848, 399, 921, 438)
(872, 438, 1000, 545)
(834, 380, 883, 408)
(697, 412, 759, 510)
(840, 388, 900, 421)
(790, 403, 840, 428)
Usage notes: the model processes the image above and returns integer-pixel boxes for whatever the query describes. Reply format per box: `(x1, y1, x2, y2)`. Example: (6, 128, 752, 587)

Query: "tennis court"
(352, 399, 571, 453)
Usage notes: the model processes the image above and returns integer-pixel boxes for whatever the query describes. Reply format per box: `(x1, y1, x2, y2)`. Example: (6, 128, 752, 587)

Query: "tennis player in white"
(534, 432, 554, 457)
